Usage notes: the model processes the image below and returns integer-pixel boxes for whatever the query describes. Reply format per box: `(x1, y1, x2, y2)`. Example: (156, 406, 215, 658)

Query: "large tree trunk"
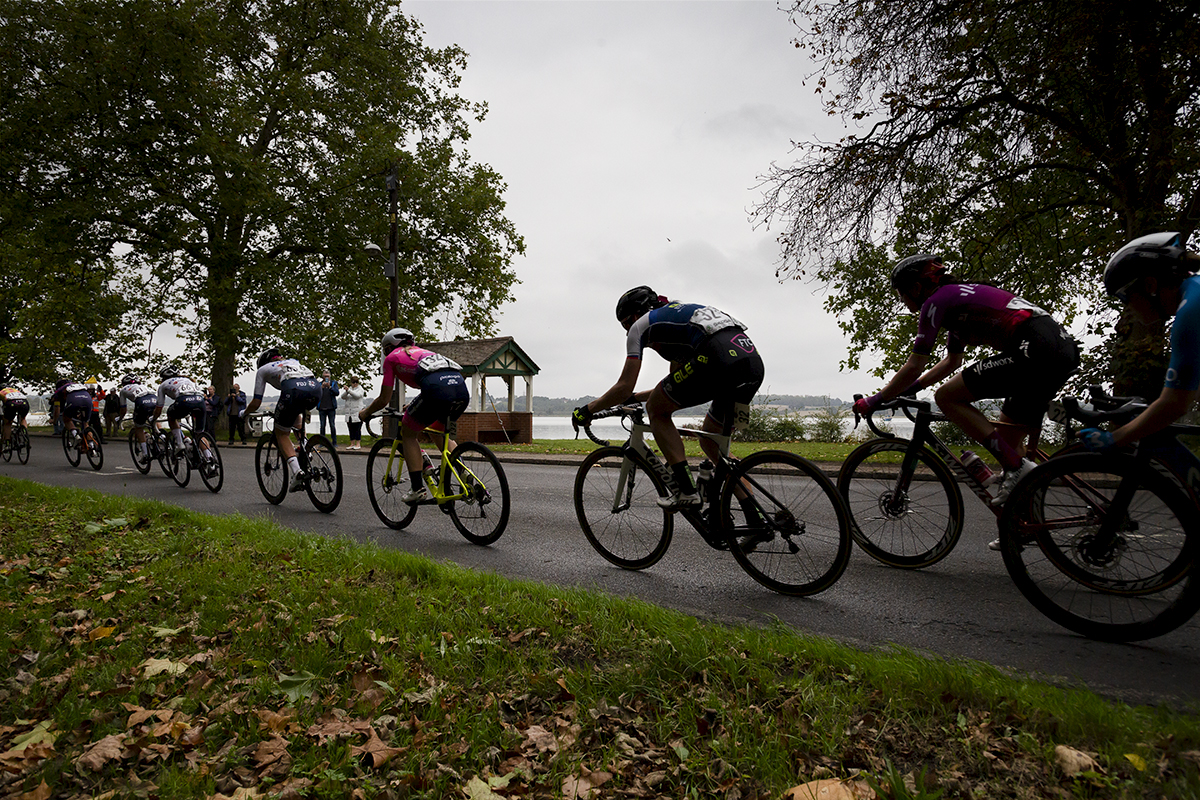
(207, 252, 243, 434)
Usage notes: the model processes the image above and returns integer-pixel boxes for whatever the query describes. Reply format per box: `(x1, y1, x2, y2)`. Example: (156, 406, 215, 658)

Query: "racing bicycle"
(2, 423, 30, 464)
(175, 419, 224, 493)
(62, 421, 103, 471)
(252, 414, 343, 512)
(124, 419, 177, 480)
(364, 411, 510, 545)
(573, 403, 852, 596)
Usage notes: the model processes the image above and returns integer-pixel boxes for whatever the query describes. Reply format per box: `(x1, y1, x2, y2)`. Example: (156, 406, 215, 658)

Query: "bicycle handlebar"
(575, 403, 645, 447)
(362, 409, 404, 439)
(851, 393, 929, 439)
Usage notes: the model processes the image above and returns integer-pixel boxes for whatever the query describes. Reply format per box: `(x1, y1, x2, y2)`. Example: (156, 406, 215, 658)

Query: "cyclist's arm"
(585, 356, 642, 413)
(874, 353, 930, 403)
(917, 352, 963, 389)
(1110, 386, 1196, 447)
(245, 397, 262, 415)
(360, 383, 394, 419)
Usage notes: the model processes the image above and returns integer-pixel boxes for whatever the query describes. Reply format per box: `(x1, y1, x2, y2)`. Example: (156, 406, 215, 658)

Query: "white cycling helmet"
(381, 328, 415, 357)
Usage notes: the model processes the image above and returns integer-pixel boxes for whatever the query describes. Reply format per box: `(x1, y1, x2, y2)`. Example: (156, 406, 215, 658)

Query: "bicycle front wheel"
(255, 434, 286, 504)
(196, 432, 223, 493)
(304, 434, 343, 513)
(837, 437, 964, 568)
(84, 426, 104, 471)
(1, 434, 10, 462)
(574, 446, 672, 570)
(128, 428, 152, 474)
(366, 438, 418, 529)
(446, 442, 510, 545)
(63, 429, 81, 467)
(999, 452, 1200, 641)
(722, 451, 852, 596)
(165, 436, 190, 487)
(14, 428, 29, 465)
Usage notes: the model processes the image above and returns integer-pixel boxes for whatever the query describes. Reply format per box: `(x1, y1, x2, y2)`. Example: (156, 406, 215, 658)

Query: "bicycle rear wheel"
(722, 451, 852, 596)
(165, 434, 190, 486)
(128, 428, 152, 474)
(837, 437, 964, 568)
(255, 434, 286, 504)
(63, 428, 81, 467)
(366, 438, 418, 529)
(84, 426, 104, 471)
(304, 434, 343, 513)
(196, 431, 223, 493)
(574, 446, 673, 570)
(446, 442, 510, 545)
(999, 452, 1200, 641)
(1, 433, 10, 462)
(14, 428, 29, 465)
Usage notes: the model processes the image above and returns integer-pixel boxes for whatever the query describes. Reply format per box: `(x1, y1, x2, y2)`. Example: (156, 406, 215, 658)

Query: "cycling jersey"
(912, 283, 1048, 356)
(382, 347, 468, 431)
(253, 359, 315, 400)
(1165, 275, 1200, 391)
(0, 387, 26, 401)
(626, 302, 746, 363)
(119, 384, 158, 424)
(382, 347, 463, 390)
(51, 382, 92, 420)
(119, 383, 157, 403)
(156, 376, 202, 406)
(1, 387, 28, 422)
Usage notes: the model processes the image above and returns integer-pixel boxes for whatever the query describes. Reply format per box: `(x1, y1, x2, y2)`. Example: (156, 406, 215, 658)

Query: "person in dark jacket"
(225, 383, 248, 444)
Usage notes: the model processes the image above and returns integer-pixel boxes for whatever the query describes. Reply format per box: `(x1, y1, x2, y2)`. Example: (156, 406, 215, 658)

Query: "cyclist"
(573, 286, 765, 518)
(853, 254, 1079, 512)
(245, 348, 320, 493)
(358, 328, 469, 503)
(153, 366, 214, 464)
(49, 379, 95, 451)
(1, 385, 30, 452)
(1080, 232, 1200, 452)
(119, 374, 159, 460)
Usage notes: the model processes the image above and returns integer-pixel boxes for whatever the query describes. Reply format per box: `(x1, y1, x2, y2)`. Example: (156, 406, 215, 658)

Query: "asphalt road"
(5, 433, 1199, 709)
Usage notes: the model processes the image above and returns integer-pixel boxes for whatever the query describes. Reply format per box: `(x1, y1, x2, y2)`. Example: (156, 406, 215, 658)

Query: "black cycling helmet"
(120, 374, 140, 386)
(1103, 232, 1192, 301)
(381, 328, 415, 357)
(615, 286, 665, 328)
(257, 347, 282, 369)
(158, 364, 180, 381)
(54, 378, 70, 391)
(890, 253, 946, 298)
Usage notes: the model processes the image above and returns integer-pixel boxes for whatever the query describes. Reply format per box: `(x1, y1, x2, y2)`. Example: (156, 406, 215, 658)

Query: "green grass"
(2, 477, 1199, 799)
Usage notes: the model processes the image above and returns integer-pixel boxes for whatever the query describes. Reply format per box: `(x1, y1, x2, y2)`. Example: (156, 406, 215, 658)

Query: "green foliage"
(733, 404, 808, 443)
(806, 397, 850, 443)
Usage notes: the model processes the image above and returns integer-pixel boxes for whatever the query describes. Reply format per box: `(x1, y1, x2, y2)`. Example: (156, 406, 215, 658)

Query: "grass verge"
(1, 476, 1198, 799)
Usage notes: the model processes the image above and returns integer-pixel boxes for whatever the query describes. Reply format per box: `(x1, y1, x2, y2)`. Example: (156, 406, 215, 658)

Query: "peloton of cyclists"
(49, 379, 95, 451)
(244, 348, 321, 493)
(1, 385, 30, 451)
(119, 374, 160, 460)
(853, 255, 1080, 517)
(1080, 232, 1200, 452)
(358, 328, 470, 504)
(572, 286, 766, 535)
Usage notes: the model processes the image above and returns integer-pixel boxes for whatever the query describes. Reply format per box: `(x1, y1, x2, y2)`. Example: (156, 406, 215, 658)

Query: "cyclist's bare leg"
(275, 420, 299, 460)
(402, 424, 425, 477)
(646, 387, 686, 464)
(993, 414, 1035, 459)
(1, 419, 10, 443)
(934, 375, 1023, 468)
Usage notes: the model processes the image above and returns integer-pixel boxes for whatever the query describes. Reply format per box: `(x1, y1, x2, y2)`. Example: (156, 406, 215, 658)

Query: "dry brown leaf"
(352, 727, 405, 768)
(1055, 744, 1102, 775)
(256, 707, 298, 733)
(76, 734, 126, 771)
(784, 778, 877, 800)
(562, 767, 613, 800)
(522, 724, 557, 755)
(13, 779, 52, 800)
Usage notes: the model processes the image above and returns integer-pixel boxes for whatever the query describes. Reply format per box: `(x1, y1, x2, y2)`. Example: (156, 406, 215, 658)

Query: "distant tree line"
(511, 395, 852, 415)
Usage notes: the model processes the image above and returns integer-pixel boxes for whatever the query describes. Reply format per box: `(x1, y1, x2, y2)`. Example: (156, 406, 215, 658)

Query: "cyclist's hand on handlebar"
(1079, 427, 1116, 453)
(571, 405, 593, 431)
(852, 395, 877, 417)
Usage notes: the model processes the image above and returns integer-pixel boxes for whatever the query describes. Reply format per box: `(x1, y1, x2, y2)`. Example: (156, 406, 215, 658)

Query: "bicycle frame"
(372, 414, 484, 505)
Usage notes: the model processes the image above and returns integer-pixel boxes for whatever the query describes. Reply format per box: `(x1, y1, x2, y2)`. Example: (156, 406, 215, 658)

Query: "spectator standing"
(318, 369, 339, 445)
(341, 376, 366, 449)
(225, 383, 248, 444)
(89, 386, 105, 442)
(103, 386, 124, 438)
(204, 386, 220, 438)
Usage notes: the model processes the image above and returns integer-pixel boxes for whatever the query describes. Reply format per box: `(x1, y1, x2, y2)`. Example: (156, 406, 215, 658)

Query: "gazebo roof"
(423, 336, 539, 377)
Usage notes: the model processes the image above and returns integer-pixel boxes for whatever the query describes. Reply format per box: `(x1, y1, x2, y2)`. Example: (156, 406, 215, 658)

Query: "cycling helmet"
(1103, 232, 1191, 301)
(257, 347, 282, 368)
(54, 378, 70, 391)
(381, 328, 415, 357)
(890, 253, 946, 298)
(120, 374, 140, 387)
(158, 364, 180, 381)
(615, 286, 665, 328)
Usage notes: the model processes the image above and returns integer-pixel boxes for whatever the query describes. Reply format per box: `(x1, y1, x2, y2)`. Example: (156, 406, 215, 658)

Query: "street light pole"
(386, 168, 399, 327)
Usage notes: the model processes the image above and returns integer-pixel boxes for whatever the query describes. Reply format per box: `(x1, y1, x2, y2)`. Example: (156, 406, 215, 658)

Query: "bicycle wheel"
(62, 428, 81, 467)
(164, 435, 190, 487)
(304, 434, 343, 513)
(1, 433, 10, 462)
(128, 428, 152, 474)
(999, 452, 1200, 641)
(84, 426, 104, 471)
(366, 438, 418, 529)
(14, 428, 29, 465)
(722, 450, 852, 596)
(837, 437, 964, 568)
(446, 442, 510, 545)
(574, 446, 673, 569)
(195, 431, 224, 493)
(255, 434, 287, 504)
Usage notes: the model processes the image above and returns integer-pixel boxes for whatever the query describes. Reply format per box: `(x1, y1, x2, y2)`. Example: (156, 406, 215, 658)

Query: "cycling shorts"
(961, 315, 1079, 427)
(659, 327, 764, 429)
(274, 377, 320, 429)
(167, 393, 206, 425)
(403, 370, 470, 432)
(2, 398, 28, 422)
(131, 395, 158, 425)
(60, 391, 93, 422)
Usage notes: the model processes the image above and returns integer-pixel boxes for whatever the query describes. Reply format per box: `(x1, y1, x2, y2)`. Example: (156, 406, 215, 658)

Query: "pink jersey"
(382, 347, 462, 390)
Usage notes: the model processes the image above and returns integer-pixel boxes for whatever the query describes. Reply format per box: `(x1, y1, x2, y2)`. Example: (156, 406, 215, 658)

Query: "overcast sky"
(400, 0, 879, 402)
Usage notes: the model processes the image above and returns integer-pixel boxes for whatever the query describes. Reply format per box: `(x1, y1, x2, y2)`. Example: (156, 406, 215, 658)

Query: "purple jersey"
(913, 283, 1048, 356)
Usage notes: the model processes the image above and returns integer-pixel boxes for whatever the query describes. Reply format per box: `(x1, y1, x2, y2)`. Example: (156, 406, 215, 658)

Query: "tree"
(755, 0, 1200, 394)
(0, 0, 523, 395)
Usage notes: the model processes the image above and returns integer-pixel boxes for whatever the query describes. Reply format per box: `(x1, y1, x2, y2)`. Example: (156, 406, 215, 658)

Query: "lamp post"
(364, 167, 403, 437)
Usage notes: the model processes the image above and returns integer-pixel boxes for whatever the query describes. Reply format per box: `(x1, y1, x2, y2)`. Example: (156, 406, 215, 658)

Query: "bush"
(807, 398, 849, 443)
(734, 404, 807, 443)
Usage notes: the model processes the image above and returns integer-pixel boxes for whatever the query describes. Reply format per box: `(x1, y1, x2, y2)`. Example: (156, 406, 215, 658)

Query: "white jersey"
(120, 383, 157, 402)
(156, 377, 202, 406)
(253, 358, 315, 399)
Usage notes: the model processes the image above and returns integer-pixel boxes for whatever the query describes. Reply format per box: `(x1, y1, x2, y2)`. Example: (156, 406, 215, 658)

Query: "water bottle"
(696, 459, 714, 505)
(960, 450, 994, 485)
(421, 452, 436, 486)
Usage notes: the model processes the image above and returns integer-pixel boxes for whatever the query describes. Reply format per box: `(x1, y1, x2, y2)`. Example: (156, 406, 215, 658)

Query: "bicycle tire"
(84, 426, 104, 471)
(15, 428, 29, 465)
(62, 428, 81, 467)
(574, 446, 673, 570)
(304, 434, 343, 513)
(154, 431, 174, 478)
(446, 442, 510, 545)
(196, 431, 224, 493)
(837, 437, 964, 568)
(999, 451, 1200, 641)
(722, 450, 853, 596)
(165, 434, 190, 487)
(1, 433, 10, 462)
(255, 434, 287, 504)
(128, 428, 152, 474)
(366, 438, 419, 529)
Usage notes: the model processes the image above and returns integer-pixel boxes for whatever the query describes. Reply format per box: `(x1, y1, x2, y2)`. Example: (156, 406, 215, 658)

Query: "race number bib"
(417, 353, 462, 373)
(733, 402, 752, 432)
(689, 306, 746, 336)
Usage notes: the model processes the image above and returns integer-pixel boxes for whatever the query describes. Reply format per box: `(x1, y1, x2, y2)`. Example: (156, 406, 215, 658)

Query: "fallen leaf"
(88, 626, 117, 642)
(352, 727, 405, 768)
(463, 776, 505, 800)
(3, 720, 56, 754)
(562, 767, 613, 800)
(1125, 753, 1147, 771)
(1055, 744, 1102, 776)
(14, 779, 52, 800)
(784, 778, 876, 800)
(522, 725, 557, 755)
(141, 657, 188, 678)
(76, 734, 125, 771)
